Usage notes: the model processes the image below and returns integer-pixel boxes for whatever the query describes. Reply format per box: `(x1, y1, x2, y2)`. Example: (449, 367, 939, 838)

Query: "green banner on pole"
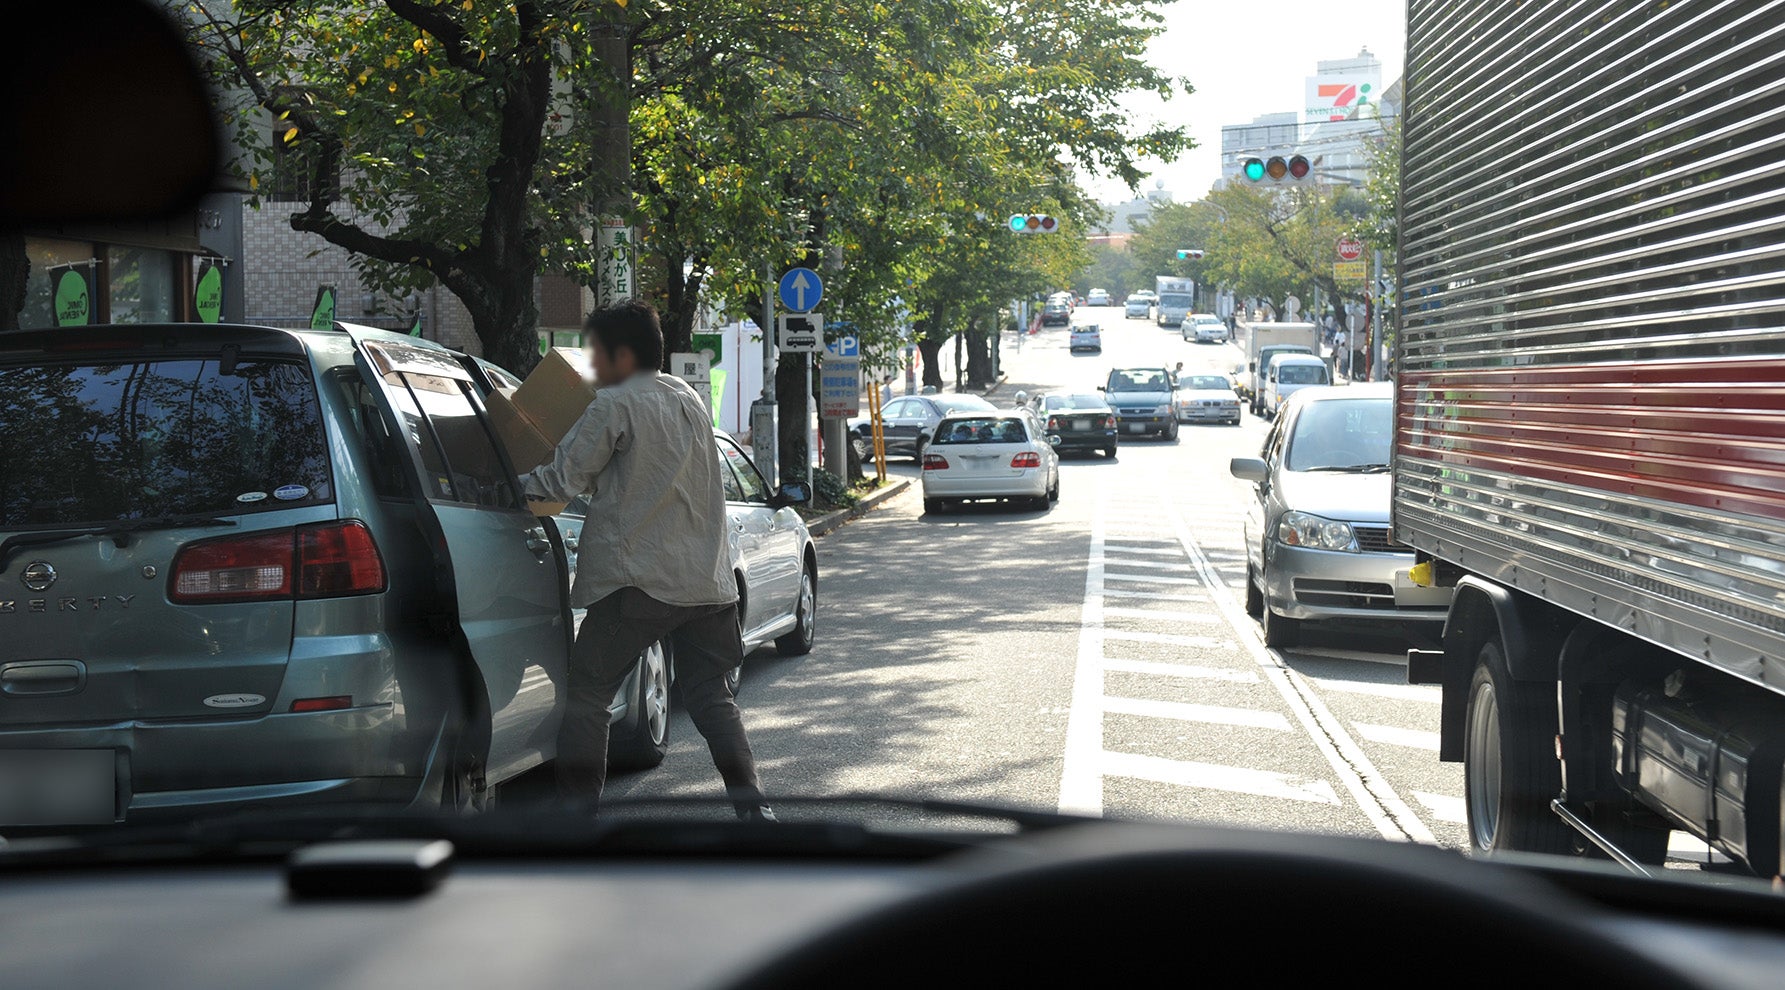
(408, 311, 423, 336)
(709, 368, 727, 427)
(309, 285, 337, 330)
(54, 269, 92, 326)
(693, 331, 723, 365)
(194, 263, 223, 323)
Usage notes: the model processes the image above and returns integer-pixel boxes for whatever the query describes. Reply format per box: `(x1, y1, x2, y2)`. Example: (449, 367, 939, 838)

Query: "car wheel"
(608, 639, 671, 771)
(1048, 473, 1060, 502)
(440, 746, 496, 814)
(1103, 445, 1117, 458)
(924, 497, 944, 515)
(1028, 495, 1050, 511)
(775, 562, 817, 656)
(1464, 638, 1573, 856)
(1165, 420, 1179, 442)
(851, 433, 870, 463)
(912, 435, 928, 464)
(1244, 563, 1264, 617)
(1261, 602, 1300, 648)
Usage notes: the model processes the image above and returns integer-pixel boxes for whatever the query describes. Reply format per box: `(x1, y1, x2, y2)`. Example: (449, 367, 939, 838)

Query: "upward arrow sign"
(791, 270, 811, 311)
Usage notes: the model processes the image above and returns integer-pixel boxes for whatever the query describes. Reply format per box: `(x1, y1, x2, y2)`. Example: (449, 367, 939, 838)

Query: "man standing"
(524, 300, 773, 821)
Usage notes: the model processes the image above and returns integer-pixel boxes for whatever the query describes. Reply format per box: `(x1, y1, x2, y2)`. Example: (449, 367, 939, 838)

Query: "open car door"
(344, 329, 567, 792)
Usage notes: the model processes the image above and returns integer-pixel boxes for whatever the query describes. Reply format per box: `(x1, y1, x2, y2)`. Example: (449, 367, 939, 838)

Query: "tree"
(188, 0, 606, 373)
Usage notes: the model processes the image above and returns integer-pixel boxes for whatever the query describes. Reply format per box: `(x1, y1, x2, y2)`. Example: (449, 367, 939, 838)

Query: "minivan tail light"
(170, 521, 385, 604)
(298, 521, 386, 597)
(1046, 416, 1061, 430)
(1011, 452, 1042, 468)
(1104, 415, 1117, 429)
(169, 531, 293, 603)
(922, 454, 949, 470)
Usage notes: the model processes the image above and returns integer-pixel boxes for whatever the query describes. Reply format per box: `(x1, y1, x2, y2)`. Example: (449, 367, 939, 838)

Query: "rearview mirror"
(770, 482, 811, 508)
(1229, 457, 1270, 483)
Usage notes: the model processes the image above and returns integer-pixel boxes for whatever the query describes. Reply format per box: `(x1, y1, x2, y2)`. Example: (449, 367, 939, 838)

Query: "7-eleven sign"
(1307, 78, 1375, 122)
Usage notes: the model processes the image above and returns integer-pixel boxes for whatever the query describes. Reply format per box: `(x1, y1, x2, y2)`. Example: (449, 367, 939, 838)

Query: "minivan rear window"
(0, 358, 332, 527)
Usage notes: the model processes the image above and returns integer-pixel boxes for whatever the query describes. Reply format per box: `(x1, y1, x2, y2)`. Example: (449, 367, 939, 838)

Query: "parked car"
(850, 393, 995, 462)
(1101, 367, 1179, 440)
(1260, 353, 1332, 419)
(1124, 296, 1152, 320)
(1085, 288, 1112, 307)
(1040, 300, 1072, 327)
(1172, 373, 1242, 425)
(1035, 393, 1119, 457)
(922, 414, 1060, 513)
(1069, 323, 1103, 352)
(1185, 314, 1229, 344)
(1228, 383, 1449, 647)
(0, 323, 816, 826)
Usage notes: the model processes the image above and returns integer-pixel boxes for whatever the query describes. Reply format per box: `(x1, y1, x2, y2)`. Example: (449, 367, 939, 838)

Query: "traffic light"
(1241, 155, 1312, 183)
(1176, 249, 1205, 260)
(1008, 214, 1060, 234)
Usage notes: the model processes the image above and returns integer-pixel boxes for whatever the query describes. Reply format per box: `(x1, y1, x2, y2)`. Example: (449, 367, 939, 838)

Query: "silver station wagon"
(0, 323, 814, 827)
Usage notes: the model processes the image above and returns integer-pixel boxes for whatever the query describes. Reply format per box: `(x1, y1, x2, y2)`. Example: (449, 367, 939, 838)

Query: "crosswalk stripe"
(1096, 545, 1189, 557)
(1102, 589, 1206, 601)
(1103, 695, 1290, 730)
(1104, 628, 1235, 649)
(1103, 571, 1203, 585)
(1102, 557, 1195, 572)
(1411, 791, 1466, 824)
(1103, 657, 1259, 683)
(1103, 751, 1340, 805)
(1103, 606, 1220, 623)
(1351, 722, 1441, 752)
(1313, 679, 1441, 704)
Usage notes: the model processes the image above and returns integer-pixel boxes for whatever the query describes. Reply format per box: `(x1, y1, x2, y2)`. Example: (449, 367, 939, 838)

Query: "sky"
(1085, 0, 1407, 204)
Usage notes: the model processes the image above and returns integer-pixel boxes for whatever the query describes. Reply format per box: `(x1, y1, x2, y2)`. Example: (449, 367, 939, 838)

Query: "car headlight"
(1276, 511, 1358, 551)
(1154, 404, 1171, 415)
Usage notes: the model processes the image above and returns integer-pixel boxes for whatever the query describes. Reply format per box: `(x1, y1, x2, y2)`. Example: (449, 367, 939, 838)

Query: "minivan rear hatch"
(0, 326, 335, 728)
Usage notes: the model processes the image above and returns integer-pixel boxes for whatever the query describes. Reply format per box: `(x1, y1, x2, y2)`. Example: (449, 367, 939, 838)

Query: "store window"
(108, 246, 178, 323)
(19, 238, 96, 329)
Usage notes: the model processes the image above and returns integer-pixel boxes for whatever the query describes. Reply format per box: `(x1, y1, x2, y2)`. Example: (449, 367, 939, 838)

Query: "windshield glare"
(1182, 376, 1230, 391)
(1275, 364, 1327, 385)
(1285, 399, 1392, 472)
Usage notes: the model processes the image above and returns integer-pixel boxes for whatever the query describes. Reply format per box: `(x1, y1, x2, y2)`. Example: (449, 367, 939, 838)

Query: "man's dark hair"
(585, 299, 664, 371)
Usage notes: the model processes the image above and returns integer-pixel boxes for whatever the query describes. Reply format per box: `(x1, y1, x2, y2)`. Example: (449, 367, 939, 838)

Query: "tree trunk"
(0, 233, 26, 332)
(964, 317, 992, 387)
(660, 267, 703, 367)
(915, 310, 947, 390)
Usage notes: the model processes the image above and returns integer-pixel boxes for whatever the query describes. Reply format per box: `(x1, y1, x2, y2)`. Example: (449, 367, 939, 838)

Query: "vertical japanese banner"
(193, 260, 224, 323)
(51, 265, 95, 326)
(596, 218, 633, 306)
(710, 369, 727, 428)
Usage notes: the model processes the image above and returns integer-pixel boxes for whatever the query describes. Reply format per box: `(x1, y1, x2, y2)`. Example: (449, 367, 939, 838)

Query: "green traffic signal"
(1009, 214, 1027, 232)
(1243, 158, 1266, 182)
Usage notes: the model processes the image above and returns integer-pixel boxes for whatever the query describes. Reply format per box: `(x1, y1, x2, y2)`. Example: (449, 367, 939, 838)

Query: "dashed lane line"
(1103, 695, 1292, 730)
(1102, 657, 1260, 683)
(1351, 722, 1442, 752)
(1103, 751, 1341, 805)
(1311, 679, 1441, 704)
(1103, 628, 1236, 650)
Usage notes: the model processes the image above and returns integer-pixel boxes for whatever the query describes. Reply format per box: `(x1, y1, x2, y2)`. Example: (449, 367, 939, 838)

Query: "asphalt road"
(597, 303, 1482, 848)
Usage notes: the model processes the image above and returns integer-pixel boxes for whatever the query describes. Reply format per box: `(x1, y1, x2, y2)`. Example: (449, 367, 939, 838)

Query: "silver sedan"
(1229, 384, 1450, 646)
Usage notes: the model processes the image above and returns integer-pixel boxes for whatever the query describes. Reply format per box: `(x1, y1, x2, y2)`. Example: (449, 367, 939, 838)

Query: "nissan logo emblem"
(21, 561, 57, 592)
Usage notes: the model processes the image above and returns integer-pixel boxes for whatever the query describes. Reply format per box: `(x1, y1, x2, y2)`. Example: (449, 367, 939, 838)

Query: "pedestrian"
(523, 300, 774, 822)
(1172, 361, 1185, 386)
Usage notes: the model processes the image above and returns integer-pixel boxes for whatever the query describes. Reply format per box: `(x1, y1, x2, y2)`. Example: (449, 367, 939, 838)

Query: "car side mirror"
(1048, 435, 1062, 447)
(1229, 457, 1270, 483)
(1096, 385, 1106, 391)
(769, 482, 811, 508)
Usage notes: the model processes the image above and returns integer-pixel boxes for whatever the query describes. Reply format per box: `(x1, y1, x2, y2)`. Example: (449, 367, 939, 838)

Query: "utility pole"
(752, 262, 777, 483)
(591, 14, 633, 311)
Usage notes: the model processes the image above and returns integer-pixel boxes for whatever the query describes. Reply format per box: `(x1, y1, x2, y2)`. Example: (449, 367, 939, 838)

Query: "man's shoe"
(735, 803, 778, 823)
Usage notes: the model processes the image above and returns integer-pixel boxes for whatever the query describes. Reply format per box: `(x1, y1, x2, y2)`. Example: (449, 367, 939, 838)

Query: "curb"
(805, 478, 912, 537)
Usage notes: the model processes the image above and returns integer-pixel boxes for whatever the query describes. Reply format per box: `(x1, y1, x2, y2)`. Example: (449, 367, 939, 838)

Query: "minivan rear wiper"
(0, 515, 237, 573)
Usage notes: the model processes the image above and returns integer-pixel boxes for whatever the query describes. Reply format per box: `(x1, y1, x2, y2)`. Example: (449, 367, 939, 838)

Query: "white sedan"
(922, 413, 1061, 513)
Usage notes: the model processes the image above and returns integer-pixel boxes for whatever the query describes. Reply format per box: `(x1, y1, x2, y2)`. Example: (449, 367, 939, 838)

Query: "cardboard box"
(485, 387, 568, 517)
(512, 346, 597, 440)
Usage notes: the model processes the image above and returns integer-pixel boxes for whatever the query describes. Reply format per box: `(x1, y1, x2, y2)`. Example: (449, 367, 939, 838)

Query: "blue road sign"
(778, 267, 824, 313)
(824, 327, 859, 358)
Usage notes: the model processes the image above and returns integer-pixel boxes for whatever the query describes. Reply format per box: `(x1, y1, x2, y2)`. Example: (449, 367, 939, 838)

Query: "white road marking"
(1288, 647, 1414, 667)
(1102, 606, 1221, 623)
(1168, 508, 1438, 844)
(1103, 628, 1236, 649)
(1101, 557, 1195, 572)
(1667, 832, 1732, 863)
(1102, 588, 1208, 601)
(1352, 722, 1441, 752)
(1102, 571, 1203, 585)
(1103, 657, 1260, 683)
(1058, 486, 1107, 817)
(1104, 695, 1291, 730)
(1103, 751, 1340, 805)
(1411, 791, 1467, 824)
(1096, 545, 1190, 557)
(1313, 679, 1441, 704)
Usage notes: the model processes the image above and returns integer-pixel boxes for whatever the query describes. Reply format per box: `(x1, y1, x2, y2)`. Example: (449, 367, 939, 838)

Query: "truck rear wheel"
(1464, 639, 1572, 856)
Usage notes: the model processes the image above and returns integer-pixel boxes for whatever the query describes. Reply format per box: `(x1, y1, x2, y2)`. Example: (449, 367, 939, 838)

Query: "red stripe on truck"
(1397, 357, 1785, 520)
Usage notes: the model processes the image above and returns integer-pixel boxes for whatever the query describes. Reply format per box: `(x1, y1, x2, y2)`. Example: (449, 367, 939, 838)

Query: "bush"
(812, 468, 858, 510)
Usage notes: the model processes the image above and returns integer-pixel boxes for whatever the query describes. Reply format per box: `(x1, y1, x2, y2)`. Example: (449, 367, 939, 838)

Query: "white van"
(1261, 353, 1331, 419)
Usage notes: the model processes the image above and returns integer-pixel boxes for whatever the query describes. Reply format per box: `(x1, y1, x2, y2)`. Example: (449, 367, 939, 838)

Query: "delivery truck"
(1154, 277, 1195, 328)
(1395, 0, 1785, 879)
(1237, 321, 1318, 416)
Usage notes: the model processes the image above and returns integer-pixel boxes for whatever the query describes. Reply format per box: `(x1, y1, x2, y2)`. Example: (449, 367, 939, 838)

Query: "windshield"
(0, 359, 332, 527)
(932, 417, 1030, 444)
(12, 0, 1765, 900)
(1285, 399, 1392, 472)
(1274, 364, 1327, 385)
(1108, 370, 1169, 391)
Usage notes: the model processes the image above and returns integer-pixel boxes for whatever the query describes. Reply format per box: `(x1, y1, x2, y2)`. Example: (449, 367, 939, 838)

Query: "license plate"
(1128, 423, 1146, 434)
(1073, 418, 1090, 430)
(0, 749, 115, 825)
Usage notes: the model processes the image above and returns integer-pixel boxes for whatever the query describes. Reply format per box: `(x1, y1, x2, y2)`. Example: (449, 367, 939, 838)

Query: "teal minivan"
(0, 323, 815, 827)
